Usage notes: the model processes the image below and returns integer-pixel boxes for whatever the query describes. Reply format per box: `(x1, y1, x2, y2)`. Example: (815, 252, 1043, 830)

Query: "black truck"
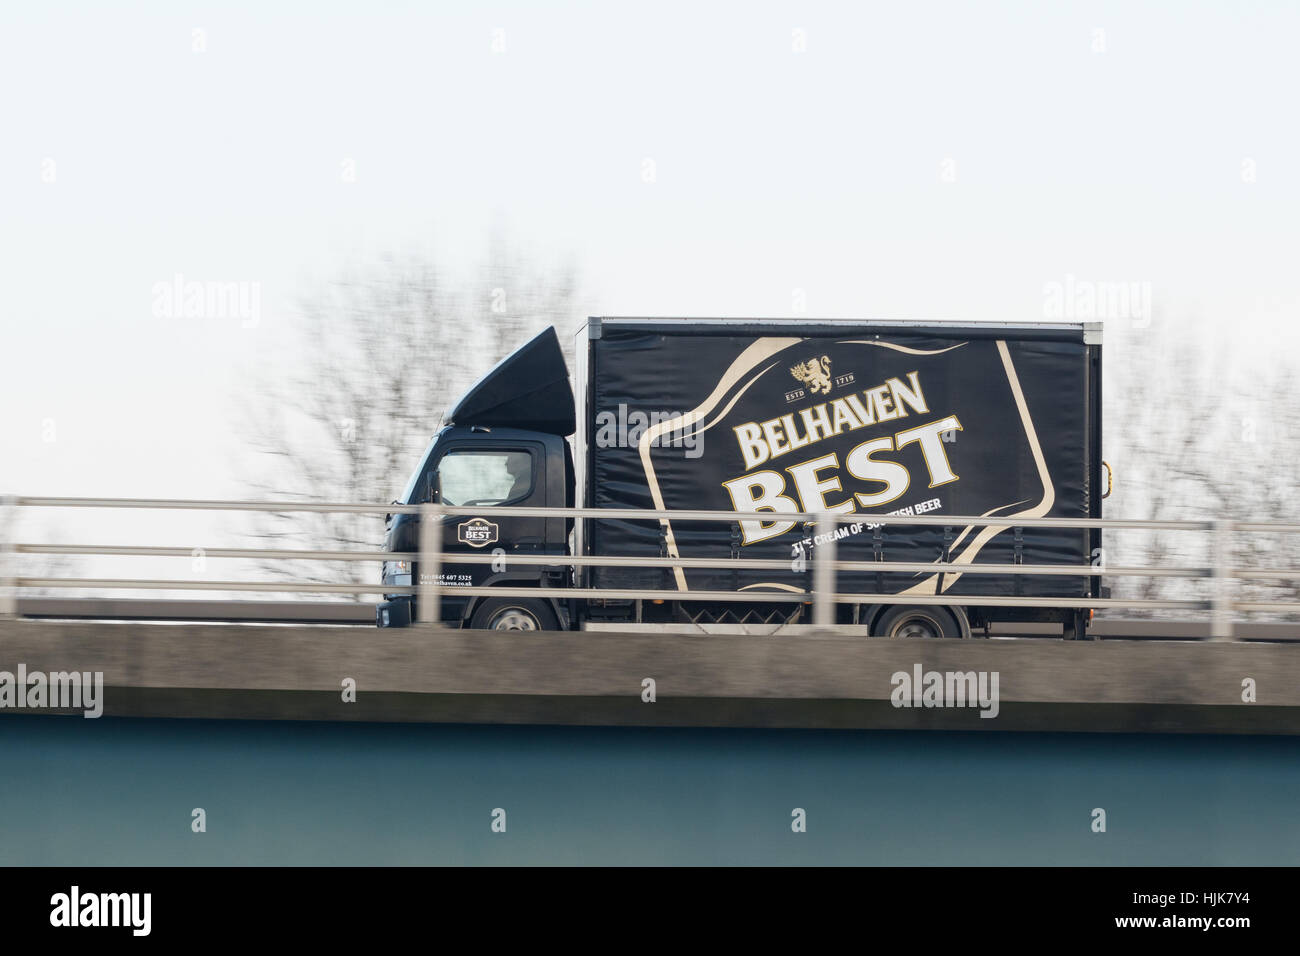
(378, 317, 1105, 637)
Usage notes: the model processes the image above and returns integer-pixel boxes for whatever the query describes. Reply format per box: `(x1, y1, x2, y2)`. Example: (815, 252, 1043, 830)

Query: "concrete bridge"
(3, 619, 1296, 734)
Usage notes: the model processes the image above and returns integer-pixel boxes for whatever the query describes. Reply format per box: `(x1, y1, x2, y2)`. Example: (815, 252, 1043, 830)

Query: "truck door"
(426, 439, 548, 619)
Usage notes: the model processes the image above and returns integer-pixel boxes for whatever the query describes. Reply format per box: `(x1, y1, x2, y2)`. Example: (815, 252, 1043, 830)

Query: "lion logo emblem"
(790, 355, 833, 395)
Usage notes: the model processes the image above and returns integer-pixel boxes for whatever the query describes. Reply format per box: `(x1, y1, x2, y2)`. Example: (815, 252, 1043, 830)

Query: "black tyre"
(871, 605, 963, 639)
(469, 597, 559, 631)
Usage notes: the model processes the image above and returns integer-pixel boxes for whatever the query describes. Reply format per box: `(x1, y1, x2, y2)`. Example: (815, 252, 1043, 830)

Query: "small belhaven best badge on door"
(457, 518, 499, 548)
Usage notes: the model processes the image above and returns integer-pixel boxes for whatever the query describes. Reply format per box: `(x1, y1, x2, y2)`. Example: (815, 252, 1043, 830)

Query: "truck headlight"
(382, 560, 412, 586)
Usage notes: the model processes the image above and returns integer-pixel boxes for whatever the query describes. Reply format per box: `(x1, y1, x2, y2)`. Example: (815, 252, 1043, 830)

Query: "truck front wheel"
(870, 605, 964, 639)
(469, 597, 559, 632)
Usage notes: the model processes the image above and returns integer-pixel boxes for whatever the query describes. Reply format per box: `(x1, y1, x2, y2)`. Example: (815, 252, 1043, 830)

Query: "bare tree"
(240, 242, 579, 591)
(1218, 362, 1300, 613)
(1102, 315, 1220, 612)
(0, 504, 79, 600)
(1102, 313, 1300, 619)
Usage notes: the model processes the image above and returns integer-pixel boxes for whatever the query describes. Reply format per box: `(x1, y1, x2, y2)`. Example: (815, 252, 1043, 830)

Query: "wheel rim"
(489, 607, 540, 631)
(892, 613, 944, 639)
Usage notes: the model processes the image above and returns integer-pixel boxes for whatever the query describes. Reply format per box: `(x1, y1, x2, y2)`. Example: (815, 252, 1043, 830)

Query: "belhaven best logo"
(786, 354, 856, 403)
(457, 518, 499, 548)
(790, 355, 833, 395)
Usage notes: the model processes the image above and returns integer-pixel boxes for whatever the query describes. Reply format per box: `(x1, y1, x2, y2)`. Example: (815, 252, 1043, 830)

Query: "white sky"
(2, 1, 1298, 592)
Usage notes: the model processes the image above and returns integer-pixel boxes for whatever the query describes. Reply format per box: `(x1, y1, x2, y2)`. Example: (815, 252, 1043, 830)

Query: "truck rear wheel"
(469, 597, 558, 631)
(871, 605, 963, 639)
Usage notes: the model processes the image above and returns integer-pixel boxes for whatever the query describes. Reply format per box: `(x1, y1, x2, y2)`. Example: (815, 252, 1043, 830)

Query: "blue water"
(1, 717, 1297, 865)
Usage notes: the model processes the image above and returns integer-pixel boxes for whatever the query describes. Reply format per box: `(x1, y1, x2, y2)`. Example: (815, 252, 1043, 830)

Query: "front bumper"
(376, 597, 413, 628)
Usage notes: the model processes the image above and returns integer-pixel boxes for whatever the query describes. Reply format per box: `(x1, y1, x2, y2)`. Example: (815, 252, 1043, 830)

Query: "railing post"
(813, 511, 836, 628)
(1211, 519, 1234, 641)
(417, 503, 441, 626)
(0, 495, 16, 618)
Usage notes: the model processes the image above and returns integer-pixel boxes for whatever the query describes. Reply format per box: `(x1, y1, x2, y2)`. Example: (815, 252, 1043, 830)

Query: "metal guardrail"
(15, 597, 1300, 641)
(2, 496, 1299, 639)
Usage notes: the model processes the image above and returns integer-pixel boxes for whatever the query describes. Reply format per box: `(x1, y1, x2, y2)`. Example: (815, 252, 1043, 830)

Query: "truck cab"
(377, 329, 576, 629)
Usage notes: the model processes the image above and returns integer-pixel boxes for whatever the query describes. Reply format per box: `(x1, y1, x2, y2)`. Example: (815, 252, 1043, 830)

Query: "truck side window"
(435, 449, 533, 507)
